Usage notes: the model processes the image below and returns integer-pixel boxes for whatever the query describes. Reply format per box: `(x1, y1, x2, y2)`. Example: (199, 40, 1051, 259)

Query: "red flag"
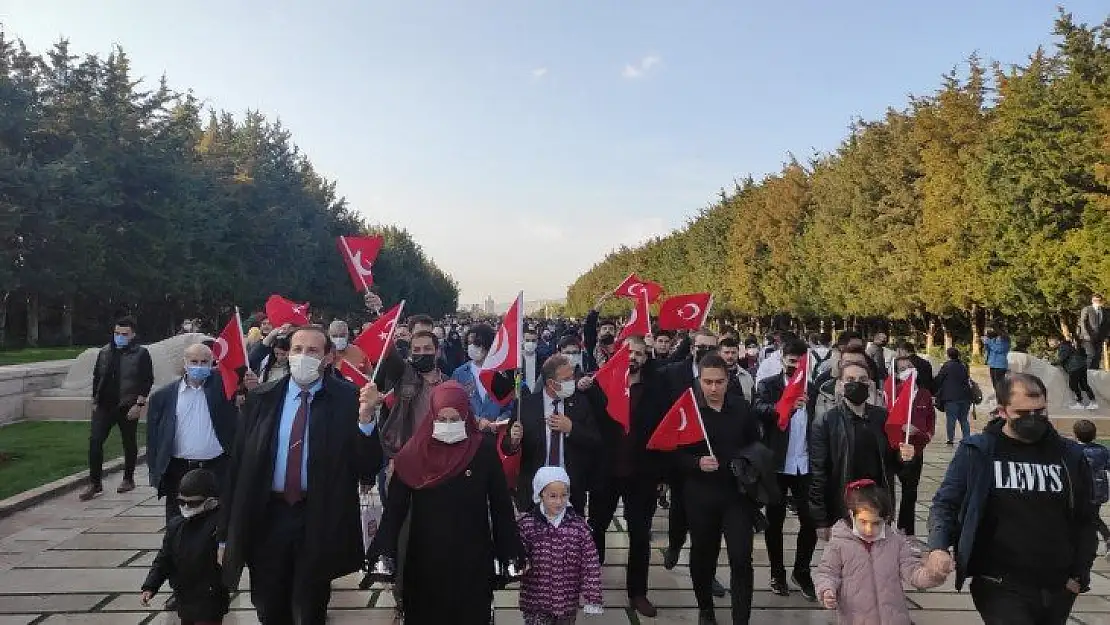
(613, 273, 663, 304)
(594, 343, 631, 433)
(774, 352, 809, 431)
(337, 359, 370, 388)
(616, 289, 651, 342)
(647, 388, 707, 451)
(382, 388, 396, 411)
(478, 293, 523, 406)
(884, 371, 915, 449)
(265, 294, 310, 327)
(657, 292, 713, 331)
(337, 235, 384, 292)
(883, 375, 896, 412)
(353, 302, 404, 366)
(212, 312, 248, 400)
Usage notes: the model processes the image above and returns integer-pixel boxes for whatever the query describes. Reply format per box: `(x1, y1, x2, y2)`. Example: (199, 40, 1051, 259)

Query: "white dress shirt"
(755, 350, 783, 384)
(543, 391, 565, 468)
(781, 374, 809, 475)
(173, 380, 224, 461)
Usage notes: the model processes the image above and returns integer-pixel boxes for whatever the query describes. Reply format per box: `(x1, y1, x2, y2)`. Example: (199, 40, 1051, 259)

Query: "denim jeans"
(945, 401, 971, 442)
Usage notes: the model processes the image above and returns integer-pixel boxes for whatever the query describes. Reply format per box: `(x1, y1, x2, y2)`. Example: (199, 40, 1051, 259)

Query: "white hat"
(532, 466, 571, 503)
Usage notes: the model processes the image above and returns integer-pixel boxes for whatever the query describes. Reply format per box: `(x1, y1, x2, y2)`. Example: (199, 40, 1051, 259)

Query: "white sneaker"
(1070, 403, 1087, 411)
(1088, 403, 1100, 411)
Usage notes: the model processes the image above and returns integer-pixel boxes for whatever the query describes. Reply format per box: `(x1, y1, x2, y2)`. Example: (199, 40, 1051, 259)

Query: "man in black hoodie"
(927, 373, 1098, 625)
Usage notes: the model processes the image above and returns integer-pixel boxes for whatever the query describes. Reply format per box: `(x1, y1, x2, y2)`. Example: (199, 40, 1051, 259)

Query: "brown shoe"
(78, 484, 102, 501)
(631, 596, 657, 618)
(116, 479, 135, 494)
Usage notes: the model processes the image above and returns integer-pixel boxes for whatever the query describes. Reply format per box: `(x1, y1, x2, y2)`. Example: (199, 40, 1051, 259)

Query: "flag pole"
(235, 306, 252, 374)
(370, 299, 406, 384)
(340, 236, 371, 293)
(691, 392, 716, 459)
(904, 370, 916, 446)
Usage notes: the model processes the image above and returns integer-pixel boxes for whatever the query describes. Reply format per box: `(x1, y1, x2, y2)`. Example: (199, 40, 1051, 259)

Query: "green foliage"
(566, 10, 1110, 345)
(0, 34, 457, 347)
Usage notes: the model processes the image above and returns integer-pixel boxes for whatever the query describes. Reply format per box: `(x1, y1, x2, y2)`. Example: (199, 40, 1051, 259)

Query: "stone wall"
(0, 361, 73, 425)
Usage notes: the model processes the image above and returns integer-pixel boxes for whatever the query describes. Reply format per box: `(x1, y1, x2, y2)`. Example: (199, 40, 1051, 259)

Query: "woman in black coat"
(368, 381, 521, 625)
(933, 347, 974, 445)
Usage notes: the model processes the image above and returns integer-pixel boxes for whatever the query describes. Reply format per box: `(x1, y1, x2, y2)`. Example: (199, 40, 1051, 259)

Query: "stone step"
(23, 395, 92, 421)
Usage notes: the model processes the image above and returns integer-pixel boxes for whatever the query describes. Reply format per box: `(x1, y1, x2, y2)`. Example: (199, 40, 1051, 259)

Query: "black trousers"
(1068, 369, 1096, 403)
(897, 453, 924, 536)
(666, 472, 688, 551)
(989, 367, 1008, 396)
(763, 473, 817, 580)
(89, 405, 139, 485)
(248, 499, 332, 625)
(160, 456, 229, 523)
(970, 576, 1077, 625)
(1083, 340, 1103, 370)
(686, 479, 754, 622)
(587, 473, 657, 598)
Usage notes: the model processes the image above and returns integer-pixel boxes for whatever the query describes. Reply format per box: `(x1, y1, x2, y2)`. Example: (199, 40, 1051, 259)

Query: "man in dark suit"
(146, 343, 247, 523)
(220, 326, 383, 625)
(1079, 294, 1109, 370)
(582, 335, 667, 618)
(502, 353, 601, 512)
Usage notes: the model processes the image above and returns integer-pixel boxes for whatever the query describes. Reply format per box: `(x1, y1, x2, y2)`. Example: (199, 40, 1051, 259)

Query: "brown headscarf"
(391, 381, 483, 490)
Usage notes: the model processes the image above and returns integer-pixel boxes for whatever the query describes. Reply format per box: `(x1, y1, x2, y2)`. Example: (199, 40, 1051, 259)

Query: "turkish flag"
(353, 302, 405, 366)
(657, 293, 713, 331)
(265, 294, 310, 327)
(337, 359, 370, 388)
(775, 352, 808, 431)
(212, 312, 248, 400)
(616, 289, 651, 342)
(478, 292, 523, 406)
(884, 371, 915, 449)
(338, 235, 384, 292)
(647, 388, 707, 451)
(594, 343, 631, 433)
(613, 273, 663, 304)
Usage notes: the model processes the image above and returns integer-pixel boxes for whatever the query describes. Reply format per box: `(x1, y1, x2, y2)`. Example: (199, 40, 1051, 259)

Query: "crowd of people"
(79, 290, 1109, 625)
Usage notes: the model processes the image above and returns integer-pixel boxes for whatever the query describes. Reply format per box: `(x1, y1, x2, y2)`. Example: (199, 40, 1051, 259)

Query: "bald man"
(146, 343, 242, 523)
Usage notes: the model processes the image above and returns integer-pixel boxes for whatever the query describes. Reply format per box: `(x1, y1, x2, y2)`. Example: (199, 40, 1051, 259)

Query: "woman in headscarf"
(368, 381, 522, 625)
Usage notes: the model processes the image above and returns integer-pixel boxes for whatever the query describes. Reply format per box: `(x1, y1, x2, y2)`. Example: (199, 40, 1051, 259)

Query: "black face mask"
(783, 365, 797, 377)
(1009, 409, 1050, 441)
(410, 354, 437, 374)
(843, 381, 870, 406)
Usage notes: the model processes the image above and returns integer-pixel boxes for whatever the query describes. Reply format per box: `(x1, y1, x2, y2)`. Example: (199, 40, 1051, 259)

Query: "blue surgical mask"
(113, 334, 130, 348)
(186, 365, 212, 381)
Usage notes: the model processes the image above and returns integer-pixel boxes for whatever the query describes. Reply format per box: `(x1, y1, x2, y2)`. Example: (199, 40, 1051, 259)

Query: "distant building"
(484, 295, 496, 315)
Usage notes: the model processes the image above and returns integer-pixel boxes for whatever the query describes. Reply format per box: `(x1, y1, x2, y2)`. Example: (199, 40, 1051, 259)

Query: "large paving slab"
(2, 446, 1110, 623)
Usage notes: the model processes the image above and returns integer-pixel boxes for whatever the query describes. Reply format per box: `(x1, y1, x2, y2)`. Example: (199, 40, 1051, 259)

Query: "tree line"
(566, 10, 1110, 355)
(0, 33, 459, 349)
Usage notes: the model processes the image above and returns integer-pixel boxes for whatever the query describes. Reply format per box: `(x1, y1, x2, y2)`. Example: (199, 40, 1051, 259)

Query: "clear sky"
(4, 1, 1106, 306)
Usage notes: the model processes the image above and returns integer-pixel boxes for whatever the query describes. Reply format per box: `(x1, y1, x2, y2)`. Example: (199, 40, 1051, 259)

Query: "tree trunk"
(61, 294, 75, 346)
(26, 292, 39, 347)
(819, 318, 826, 334)
(970, 304, 982, 358)
(1057, 315, 1073, 341)
(941, 318, 954, 350)
(925, 315, 936, 352)
(0, 291, 8, 350)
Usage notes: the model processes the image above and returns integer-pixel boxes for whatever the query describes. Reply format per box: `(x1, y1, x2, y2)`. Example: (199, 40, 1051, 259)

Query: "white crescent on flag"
(678, 303, 701, 321)
(292, 303, 308, 317)
(352, 250, 374, 277)
(626, 282, 644, 297)
(212, 337, 229, 361)
(677, 407, 688, 431)
(486, 324, 512, 368)
(627, 304, 640, 326)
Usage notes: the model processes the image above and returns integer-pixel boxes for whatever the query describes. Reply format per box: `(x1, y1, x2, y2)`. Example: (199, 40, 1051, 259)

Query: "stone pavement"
(3, 445, 1110, 624)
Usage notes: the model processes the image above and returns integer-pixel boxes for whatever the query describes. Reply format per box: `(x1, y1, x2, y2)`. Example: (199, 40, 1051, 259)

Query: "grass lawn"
(0, 421, 146, 500)
(0, 346, 91, 366)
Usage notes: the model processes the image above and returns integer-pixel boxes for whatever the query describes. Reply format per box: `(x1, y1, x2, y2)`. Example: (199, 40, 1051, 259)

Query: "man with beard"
(581, 335, 667, 617)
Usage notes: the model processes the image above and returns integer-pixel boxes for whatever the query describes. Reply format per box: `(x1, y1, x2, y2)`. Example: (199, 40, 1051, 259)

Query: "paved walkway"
(2, 444, 1110, 624)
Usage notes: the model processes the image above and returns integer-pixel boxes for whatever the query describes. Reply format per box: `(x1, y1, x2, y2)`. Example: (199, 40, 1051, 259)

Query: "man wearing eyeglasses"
(926, 373, 1100, 625)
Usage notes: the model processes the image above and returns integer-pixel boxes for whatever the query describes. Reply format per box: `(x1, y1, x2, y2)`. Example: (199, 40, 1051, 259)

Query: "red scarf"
(392, 381, 483, 490)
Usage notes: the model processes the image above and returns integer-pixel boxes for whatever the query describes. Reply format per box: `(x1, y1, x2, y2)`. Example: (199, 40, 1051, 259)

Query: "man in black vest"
(81, 316, 154, 501)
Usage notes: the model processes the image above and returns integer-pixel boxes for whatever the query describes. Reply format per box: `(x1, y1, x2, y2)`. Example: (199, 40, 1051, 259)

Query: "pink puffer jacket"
(814, 520, 943, 625)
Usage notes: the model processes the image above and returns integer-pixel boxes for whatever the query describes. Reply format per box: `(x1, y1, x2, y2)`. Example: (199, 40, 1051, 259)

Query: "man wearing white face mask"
(520, 327, 546, 393)
(450, 323, 513, 429)
(502, 354, 601, 512)
(220, 326, 384, 625)
(327, 319, 365, 370)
